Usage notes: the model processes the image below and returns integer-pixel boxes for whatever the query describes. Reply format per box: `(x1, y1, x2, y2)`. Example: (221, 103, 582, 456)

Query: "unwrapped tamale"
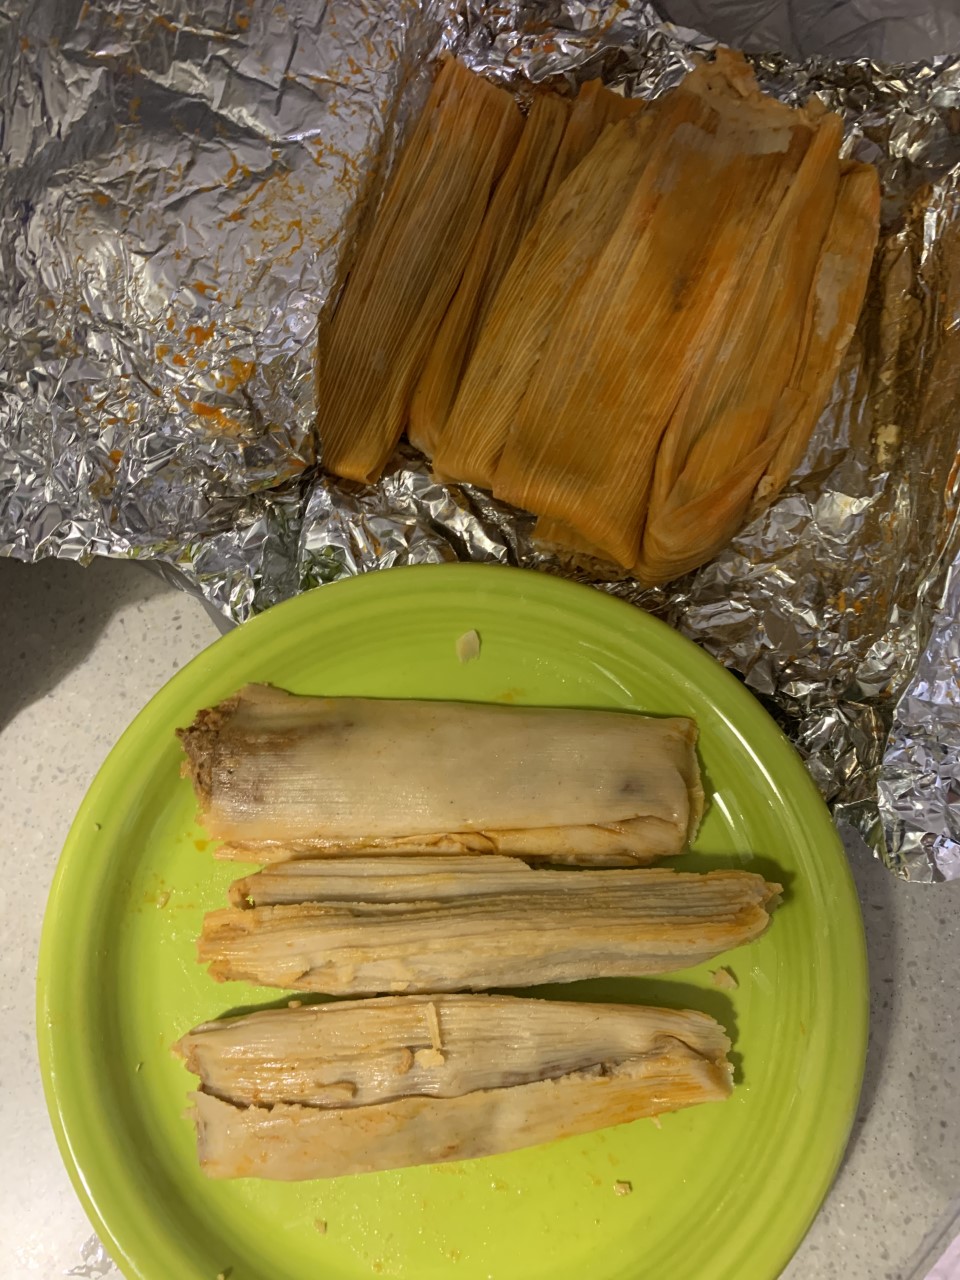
(317, 57, 521, 483)
(177, 684, 704, 863)
(176, 995, 733, 1179)
(198, 865, 779, 992)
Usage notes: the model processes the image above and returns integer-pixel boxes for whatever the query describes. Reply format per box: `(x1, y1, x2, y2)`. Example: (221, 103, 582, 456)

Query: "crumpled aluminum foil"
(3, 0, 960, 882)
(66, 1234, 117, 1279)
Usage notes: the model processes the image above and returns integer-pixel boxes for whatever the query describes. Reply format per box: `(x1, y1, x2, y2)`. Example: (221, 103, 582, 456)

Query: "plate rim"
(36, 562, 868, 1280)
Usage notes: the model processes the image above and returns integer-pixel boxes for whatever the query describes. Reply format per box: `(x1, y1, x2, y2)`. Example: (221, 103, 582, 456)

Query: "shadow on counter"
(1, 556, 170, 728)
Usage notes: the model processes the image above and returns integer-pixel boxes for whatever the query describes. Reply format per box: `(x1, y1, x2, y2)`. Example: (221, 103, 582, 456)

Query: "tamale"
(177, 684, 704, 862)
(490, 54, 826, 570)
(197, 867, 779, 992)
(635, 111, 852, 585)
(541, 79, 645, 204)
(408, 92, 570, 457)
(176, 994, 733, 1178)
(317, 58, 522, 483)
(224, 854, 776, 910)
(430, 109, 658, 488)
(749, 161, 880, 516)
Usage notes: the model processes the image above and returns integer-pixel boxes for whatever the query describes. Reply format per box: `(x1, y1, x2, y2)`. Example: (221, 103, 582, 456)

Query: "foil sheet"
(3, 1, 960, 882)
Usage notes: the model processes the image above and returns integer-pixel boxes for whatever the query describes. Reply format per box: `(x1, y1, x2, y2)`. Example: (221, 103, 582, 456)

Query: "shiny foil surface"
(2, 1, 960, 880)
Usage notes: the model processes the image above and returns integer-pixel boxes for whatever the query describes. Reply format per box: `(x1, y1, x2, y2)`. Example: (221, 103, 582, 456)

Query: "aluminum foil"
(3, 1, 960, 882)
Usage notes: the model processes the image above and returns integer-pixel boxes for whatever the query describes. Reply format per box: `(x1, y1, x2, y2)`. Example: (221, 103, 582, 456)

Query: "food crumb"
(288, 999, 303, 1009)
(93, 822, 102, 831)
(455, 629, 481, 663)
(396, 1047, 415, 1074)
(414, 1047, 445, 1068)
(156, 890, 171, 909)
(314, 1219, 327, 1235)
(650, 1115, 662, 1130)
(711, 966, 738, 990)
(614, 1180, 632, 1196)
(135, 1061, 143, 1073)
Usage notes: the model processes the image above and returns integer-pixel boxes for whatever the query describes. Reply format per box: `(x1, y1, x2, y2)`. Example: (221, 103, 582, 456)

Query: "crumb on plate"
(710, 965, 739, 990)
(455, 629, 481, 663)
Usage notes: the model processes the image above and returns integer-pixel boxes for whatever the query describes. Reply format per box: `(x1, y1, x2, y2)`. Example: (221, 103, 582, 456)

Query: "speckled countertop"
(2, 557, 958, 1280)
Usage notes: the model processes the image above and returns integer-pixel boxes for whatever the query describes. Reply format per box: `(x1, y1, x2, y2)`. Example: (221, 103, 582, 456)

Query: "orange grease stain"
(215, 358, 255, 393)
(185, 321, 215, 345)
(190, 403, 245, 434)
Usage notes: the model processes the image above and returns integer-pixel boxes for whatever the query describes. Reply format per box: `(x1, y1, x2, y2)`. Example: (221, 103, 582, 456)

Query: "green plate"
(37, 563, 866, 1280)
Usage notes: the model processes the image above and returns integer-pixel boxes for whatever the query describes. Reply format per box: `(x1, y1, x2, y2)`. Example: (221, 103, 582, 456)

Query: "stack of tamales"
(173, 685, 781, 1180)
(316, 49, 879, 585)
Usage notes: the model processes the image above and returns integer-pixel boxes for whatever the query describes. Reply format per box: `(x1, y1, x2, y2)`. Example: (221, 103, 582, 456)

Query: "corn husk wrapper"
(430, 109, 658, 489)
(175, 994, 732, 1179)
(489, 53, 839, 571)
(749, 162, 881, 516)
(177, 684, 703, 863)
(541, 79, 645, 205)
(427, 52, 877, 584)
(404, 75, 646, 465)
(198, 865, 780, 992)
(228, 854, 537, 905)
(317, 57, 521, 484)
(408, 92, 570, 457)
(636, 131, 880, 584)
